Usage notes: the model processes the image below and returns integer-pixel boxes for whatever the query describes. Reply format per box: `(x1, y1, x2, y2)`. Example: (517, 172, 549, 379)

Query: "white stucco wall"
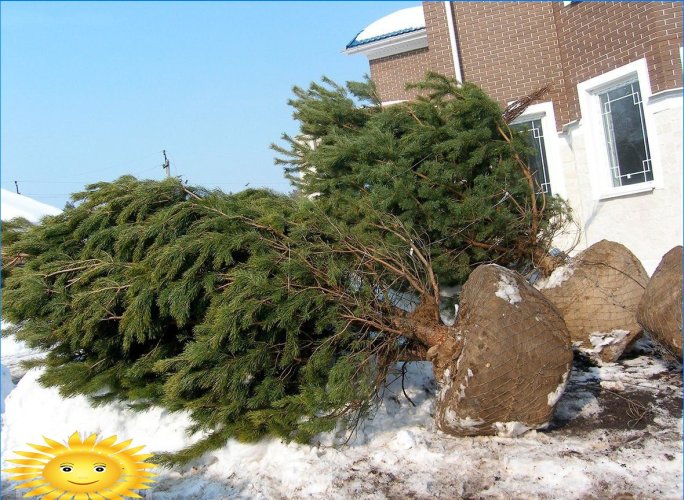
(556, 91, 683, 275)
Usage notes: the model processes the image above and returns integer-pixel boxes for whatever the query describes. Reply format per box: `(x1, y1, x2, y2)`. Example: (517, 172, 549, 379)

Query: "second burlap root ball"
(539, 240, 649, 363)
(637, 246, 683, 360)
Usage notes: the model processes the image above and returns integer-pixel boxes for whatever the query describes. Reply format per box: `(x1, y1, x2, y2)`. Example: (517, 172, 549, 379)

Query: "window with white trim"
(598, 79, 653, 187)
(509, 101, 564, 198)
(577, 59, 661, 200)
(512, 118, 552, 194)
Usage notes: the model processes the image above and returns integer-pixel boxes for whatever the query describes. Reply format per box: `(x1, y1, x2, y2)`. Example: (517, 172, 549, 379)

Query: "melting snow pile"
(547, 372, 569, 407)
(1, 193, 59, 415)
(0, 366, 13, 415)
(1, 326, 45, 381)
(492, 421, 530, 438)
(495, 273, 522, 304)
(535, 262, 575, 290)
(2, 346, 681, 499)
(1, 188, 61, 223)
(587, 329, 631, 354)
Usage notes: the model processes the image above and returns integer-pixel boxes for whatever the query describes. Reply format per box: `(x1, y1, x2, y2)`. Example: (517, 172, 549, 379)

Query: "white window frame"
(577, 59, 663, 200)
(510, 101, 567, 199)
(381, 99, 407, 107)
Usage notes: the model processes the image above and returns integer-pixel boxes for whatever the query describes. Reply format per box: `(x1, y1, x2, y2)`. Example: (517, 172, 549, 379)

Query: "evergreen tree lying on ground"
(273, 73, 571, 284)
(2, 178, 418, 462)
(2, 74, 572, 463)
(2, 217, 34, 282)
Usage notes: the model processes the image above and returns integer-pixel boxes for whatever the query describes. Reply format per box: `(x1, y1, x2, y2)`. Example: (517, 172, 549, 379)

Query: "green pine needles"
(2, 216, 34, 282)
(2, 74, 572, 464)
(273, 72, 572, 283)
(2, 178, 400, 463)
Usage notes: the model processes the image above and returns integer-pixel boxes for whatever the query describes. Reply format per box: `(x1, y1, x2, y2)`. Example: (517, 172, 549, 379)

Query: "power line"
(7, 178, 292, 193)
(4, 165, 166, 193)
(8, 182, 113, 184)
(4, 152, 162, 183)
(18, 194, 76, 198)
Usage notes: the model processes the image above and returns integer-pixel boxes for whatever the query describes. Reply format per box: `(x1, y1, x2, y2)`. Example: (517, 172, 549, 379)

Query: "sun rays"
(3, 431, 157, 499)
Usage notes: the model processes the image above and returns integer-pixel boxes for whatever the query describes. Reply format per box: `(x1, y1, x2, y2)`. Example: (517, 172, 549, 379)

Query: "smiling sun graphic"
(3, 431, 157, 499)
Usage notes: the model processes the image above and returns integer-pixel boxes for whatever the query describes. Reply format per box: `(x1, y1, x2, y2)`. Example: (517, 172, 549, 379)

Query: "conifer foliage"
(273, 73, 571, 284)
(3, 74, 572, 463)
(2, 177, 429, 462)
(2, 216, 33, 281)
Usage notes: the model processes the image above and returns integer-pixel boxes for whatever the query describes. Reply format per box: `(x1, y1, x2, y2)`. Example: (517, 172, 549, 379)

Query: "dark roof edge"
(345, 26, 426, 50)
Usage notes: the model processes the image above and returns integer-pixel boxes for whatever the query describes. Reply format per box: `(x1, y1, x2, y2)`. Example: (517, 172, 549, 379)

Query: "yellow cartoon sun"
(3, 431, 157, 499)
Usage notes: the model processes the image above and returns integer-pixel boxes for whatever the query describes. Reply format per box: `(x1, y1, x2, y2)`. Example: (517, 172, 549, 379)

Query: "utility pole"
(162, 150, 170, 178)
(14, 181, 20, 194)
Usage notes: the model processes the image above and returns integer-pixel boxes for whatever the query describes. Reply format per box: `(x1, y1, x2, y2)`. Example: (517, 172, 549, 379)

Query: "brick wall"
(370, 2, 456, 102)
(450, 2, 565, 122)
(370, 2, 682, 127)
(424, 2, 456, 77)
(448, 1, 682, 128)
(370, 48, 432, 102)
(553, 1, 683, 126)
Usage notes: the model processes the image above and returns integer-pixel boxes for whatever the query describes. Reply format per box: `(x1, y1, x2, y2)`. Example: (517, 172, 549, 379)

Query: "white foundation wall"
(555, 93, 683, 275)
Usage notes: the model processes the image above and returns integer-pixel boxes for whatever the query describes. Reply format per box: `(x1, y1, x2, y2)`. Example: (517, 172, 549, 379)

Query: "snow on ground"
(1, 323, 45, 382)
(0, 366, 13, 415)
(0, 188, 52, 489)
(1, 188, 61, 223)
(0, 194, 680, 498)
(1, 338, 681, 500)
(1, 193, 59, 408)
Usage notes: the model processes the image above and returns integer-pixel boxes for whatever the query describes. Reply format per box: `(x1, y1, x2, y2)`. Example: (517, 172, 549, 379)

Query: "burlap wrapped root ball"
(637, 246, 683, 360)
(540, 240, 649, 363)
(435, 265, 573, 437)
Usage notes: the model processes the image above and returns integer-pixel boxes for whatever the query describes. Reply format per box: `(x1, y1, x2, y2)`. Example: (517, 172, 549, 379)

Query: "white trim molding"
(511, 101, 567, 199)
(444, 2, 463, 83)
(647, 87, 683, 114)
(380, 99, 407, 107)
(343, 30, 428, 60)
(577, 58, 665, 200)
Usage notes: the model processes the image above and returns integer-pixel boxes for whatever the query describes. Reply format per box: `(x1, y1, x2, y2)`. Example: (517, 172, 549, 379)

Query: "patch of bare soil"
(549, 336, 682, 435)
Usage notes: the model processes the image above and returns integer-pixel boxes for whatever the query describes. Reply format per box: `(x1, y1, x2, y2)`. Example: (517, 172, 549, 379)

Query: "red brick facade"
(368, 2, 682, 129)
(369, 48, 432, 102)
(553, 1, 682, 126)
(451, 2, 565, 121)
(369, 2, 455, 102)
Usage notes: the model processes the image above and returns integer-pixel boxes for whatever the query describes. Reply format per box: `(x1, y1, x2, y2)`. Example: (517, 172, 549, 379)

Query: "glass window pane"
(599, 81, 653, 187)
(512, 119, 552, 194)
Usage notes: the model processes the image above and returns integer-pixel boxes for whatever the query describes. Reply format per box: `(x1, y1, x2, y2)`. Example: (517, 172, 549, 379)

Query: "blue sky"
(1, 1, 419, 208)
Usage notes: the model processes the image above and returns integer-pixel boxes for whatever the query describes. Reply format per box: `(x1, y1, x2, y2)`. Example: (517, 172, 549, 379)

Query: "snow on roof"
(346, 6, 425, 49)
(1, 188, 61, 223)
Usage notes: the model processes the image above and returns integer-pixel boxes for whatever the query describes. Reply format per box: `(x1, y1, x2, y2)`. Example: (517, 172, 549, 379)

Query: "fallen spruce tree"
(2, 75, 574, 463)
(1, 216, 34, 282)
(273, 73, 571, 283)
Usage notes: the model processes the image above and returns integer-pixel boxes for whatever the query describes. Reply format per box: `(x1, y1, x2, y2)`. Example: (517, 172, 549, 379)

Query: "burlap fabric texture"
(542, 240, 648, 363)
(436, 264, 572, 436)
(637, 246, 683, 360)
